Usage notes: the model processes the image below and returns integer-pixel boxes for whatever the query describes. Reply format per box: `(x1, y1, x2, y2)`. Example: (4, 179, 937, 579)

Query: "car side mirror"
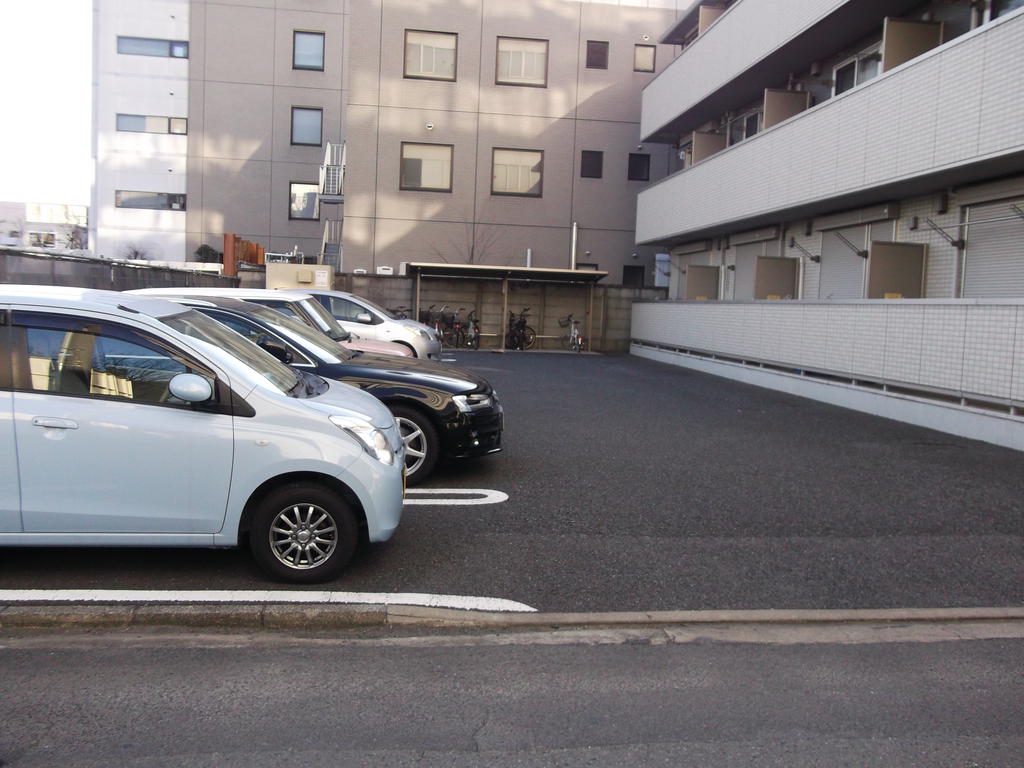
(258, 339, 294, 364)
(355, 312, 373, 324)
(168, 373, 213, 403)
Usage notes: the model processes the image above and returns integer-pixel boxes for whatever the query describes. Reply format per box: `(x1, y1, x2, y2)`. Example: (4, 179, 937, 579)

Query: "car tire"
(395, 341, 418, 357)
(390, 404, 440, 486)
(249, 483, 358, 583)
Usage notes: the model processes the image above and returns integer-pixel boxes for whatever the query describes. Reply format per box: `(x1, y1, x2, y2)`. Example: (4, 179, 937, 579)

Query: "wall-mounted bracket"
(1011, 204, 1024, 222)
(924, 217, 965, 249)
(833, 231, 869, 258)
(788, 237, 820, 262)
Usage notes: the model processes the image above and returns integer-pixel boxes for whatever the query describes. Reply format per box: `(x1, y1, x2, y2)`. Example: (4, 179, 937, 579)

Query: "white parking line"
(0, 589, 537, 613)
(404, 488, 509, 506)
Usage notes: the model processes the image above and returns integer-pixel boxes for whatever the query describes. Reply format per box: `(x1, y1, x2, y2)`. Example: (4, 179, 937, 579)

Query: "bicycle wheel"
(467, 328, 480, 349)
(453, 328, 465, 348)
(522, 326, 537, 350)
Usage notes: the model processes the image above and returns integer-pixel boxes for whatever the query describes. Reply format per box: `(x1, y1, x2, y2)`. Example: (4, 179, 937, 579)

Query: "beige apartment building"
(94, 0, 685, 286)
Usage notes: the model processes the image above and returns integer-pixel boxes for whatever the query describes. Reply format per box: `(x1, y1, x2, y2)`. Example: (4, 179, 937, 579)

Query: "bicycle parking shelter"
(405, 262, 608, 350)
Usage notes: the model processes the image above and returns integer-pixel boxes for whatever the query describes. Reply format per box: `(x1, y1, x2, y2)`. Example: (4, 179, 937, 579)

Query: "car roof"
(130, 287, 316, 301)
(1, 284, 190, 320)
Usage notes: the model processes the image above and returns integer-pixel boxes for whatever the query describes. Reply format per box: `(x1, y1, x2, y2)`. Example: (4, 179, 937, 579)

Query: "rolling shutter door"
(733, 243, 759, 300)
(818, 226, 867, 299)
(962, 197, 1024, 298)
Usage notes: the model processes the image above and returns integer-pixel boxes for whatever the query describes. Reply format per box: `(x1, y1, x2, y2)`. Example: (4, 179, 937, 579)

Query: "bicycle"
(559, 313, 585, 353)
(444, 307, 467, 348)
(465, 310, 481, 349)
(387, 305, 411, 319)
(506, 308, 536, 350)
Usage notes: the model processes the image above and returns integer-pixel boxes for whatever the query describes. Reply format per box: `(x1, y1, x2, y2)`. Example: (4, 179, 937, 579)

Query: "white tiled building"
(631, 0, 1024, 449)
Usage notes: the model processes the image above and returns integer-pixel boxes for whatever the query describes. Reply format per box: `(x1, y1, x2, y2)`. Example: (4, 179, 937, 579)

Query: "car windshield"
(234, 302, 353, 363)
(160, 308, 301, 393)
(300, 297, 354, 341)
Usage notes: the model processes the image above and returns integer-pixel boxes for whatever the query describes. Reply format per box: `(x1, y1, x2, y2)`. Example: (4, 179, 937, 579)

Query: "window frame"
(403, 29, 458, 82)
(290, 106, 323, 147)
(633, 44, 656, 73)
(116, 113, 188, 135)
(627, 153, 651, 182)
(292, 30, 325, 71)
(116, 36, 189, 59)
(114, 191, 186, 211)
(580, 150, 604, 179)
(489, 145, 544, 196)
(832, 43, 882, 96)
(495, 36, 549, 88)
(399, 141, 455, 193)
(585, 40, 609, 70)
(288, 181, 320, 221)
(727, 110, 761, 146)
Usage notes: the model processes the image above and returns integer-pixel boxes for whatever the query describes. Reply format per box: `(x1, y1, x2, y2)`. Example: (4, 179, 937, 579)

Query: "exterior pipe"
(570, 222, 578, 270)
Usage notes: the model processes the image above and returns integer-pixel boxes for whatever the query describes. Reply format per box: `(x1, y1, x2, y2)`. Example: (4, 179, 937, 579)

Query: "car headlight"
(329, 414, 395, 465)
(452, 393, 493, 413)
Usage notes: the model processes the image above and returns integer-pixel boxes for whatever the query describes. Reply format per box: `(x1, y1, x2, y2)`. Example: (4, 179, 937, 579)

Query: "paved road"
(2, 352, 1022, 612)
(2, 625, 1023, 766)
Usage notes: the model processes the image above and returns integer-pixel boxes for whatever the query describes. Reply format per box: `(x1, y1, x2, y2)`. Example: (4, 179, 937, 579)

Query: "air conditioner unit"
(376, 265, 394, 275)
(353, 268, 368, 275)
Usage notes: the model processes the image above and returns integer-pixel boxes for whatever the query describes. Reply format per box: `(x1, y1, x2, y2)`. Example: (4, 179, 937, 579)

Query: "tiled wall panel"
(633, 300, 1023, 403)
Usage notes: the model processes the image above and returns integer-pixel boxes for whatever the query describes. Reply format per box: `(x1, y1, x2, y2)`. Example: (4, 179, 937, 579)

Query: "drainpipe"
(526, 247, 532, 268)
(570, 222, 578, 270)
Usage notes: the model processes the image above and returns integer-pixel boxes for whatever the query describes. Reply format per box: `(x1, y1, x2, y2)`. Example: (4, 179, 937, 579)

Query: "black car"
(146, 295, 502, 485)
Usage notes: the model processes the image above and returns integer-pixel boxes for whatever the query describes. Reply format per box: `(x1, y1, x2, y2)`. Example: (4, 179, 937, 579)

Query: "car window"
(326, 296, 367, 322)
(209, 311, 314, 366)
(12, 313, 208, 406)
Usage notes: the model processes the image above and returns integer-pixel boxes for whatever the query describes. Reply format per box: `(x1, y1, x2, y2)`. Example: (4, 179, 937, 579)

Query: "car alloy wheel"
(269, 502, 337, 570)
(390, 405, 439, 485)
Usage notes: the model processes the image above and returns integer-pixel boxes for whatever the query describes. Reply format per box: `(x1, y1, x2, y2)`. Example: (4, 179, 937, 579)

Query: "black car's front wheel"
(390, 404, 440, 485)
(249, 483, 358, 583)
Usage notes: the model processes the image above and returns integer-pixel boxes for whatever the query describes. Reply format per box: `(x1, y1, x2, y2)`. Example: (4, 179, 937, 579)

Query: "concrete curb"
(3, 603, 1024, 631)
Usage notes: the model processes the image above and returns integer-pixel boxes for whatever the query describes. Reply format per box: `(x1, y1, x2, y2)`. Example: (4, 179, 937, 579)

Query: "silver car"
(304, 290, 442, 360)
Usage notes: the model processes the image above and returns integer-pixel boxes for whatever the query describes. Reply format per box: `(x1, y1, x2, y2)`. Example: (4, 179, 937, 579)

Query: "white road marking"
(0, 589, 537, 613)
(404, 488, 509, 506)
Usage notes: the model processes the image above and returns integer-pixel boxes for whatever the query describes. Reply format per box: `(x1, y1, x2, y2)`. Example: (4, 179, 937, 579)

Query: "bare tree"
(428, 214, 511, 266)
(120, 242, 150, 260)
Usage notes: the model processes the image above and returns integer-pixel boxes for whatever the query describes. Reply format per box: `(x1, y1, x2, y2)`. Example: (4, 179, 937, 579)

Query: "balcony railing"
(319, 142, 345, 205)
(636, 11, 1024, 244)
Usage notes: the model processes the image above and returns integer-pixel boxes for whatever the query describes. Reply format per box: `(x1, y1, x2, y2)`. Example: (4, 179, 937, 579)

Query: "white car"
(303, 290, 443, 360)
(0, 285, 404, 583)
(132, 287, 413, 358)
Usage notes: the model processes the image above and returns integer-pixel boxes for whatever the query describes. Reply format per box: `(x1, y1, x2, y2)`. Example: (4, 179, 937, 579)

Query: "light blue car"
(0, 286, 405, 583)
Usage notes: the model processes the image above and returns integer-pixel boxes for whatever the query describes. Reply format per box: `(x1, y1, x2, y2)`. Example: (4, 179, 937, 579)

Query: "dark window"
(115, 191, 186, 211)
(586, 40, 609, 69)
(580, 150, 603, 179)
(627, 153, 650, 182)
(993, 0, 1024, 17)
(293, 31, 325, 70)
(623, 265, 645, 287)
(117, 36, 188, 58)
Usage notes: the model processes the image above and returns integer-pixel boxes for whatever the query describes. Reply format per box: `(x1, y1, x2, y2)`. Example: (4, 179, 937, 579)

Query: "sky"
(0, 1, 93, 207)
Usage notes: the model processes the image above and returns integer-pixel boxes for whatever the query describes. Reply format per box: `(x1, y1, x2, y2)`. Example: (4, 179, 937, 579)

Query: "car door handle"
(32, 417, 79, 430)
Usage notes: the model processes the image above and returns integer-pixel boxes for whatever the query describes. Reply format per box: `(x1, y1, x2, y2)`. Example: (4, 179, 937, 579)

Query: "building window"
(586, 40, 609, 69)
(832, 45, 881, 95)
(728, 111, 760, 146)
(634, 44, 656, 72)
(28, 232, 56, 248)
(404, 30, 457, 81)
(116, 114, 188, 135)
(580, 150, 603, 179)
(115, 191, 186, 211)
(496, 36, 548, 87)
(492, 148, 543, 196)
(289, 182, 319, 220)
(400, 142, 453, 192)
(117, 36, 188, 58)
(627, 153, 650, 182)
(991, 0, 1024, 18)
(293, 31, 325, 71)
(291, 107, 322, 146)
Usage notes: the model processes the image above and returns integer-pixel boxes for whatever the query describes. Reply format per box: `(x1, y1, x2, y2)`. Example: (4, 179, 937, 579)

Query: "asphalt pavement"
(2, 351, 1022, 614)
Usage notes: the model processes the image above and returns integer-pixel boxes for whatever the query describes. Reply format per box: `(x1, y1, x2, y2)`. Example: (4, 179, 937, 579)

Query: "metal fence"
(1, 250, 238, 291)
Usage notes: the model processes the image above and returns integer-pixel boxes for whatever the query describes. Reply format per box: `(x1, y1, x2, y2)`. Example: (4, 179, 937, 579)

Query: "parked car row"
(0, 285, 502, 582)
